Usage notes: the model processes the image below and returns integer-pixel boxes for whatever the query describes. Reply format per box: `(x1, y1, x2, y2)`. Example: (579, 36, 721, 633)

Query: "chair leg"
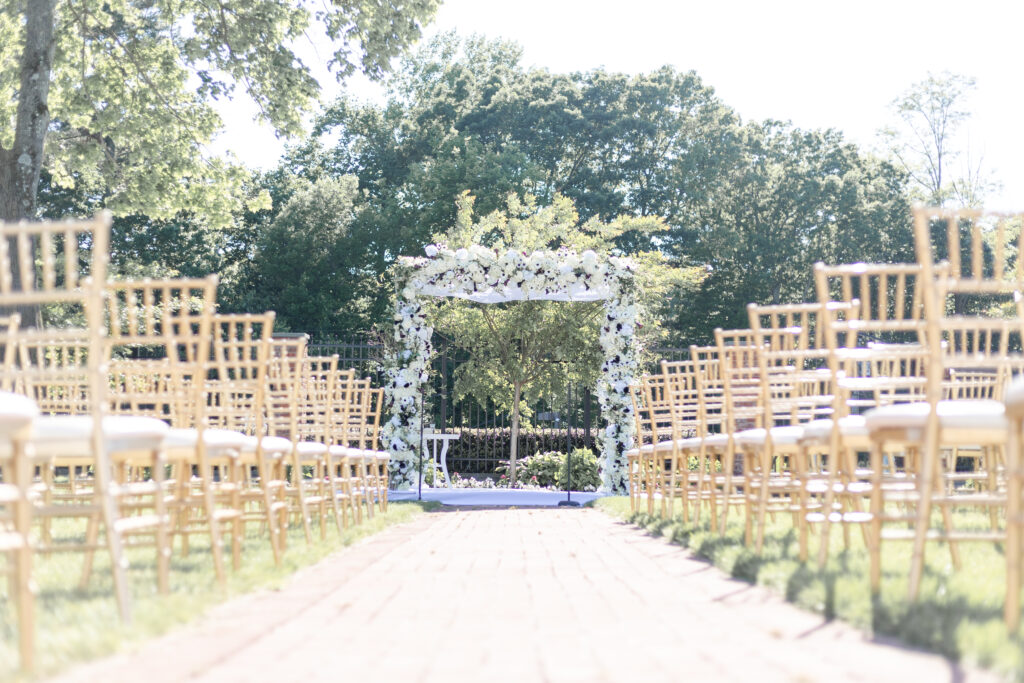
(13, 446, 35, 673)
(869, 441, 884, 594)
(908, 424, 940, 602)
(95, 452, 132, 623)
(151, 451, 170, 595)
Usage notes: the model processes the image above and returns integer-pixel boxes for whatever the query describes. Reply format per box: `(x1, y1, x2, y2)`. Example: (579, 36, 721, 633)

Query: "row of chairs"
(627, 206, 1024, 631)
(0, 214, 388, 672)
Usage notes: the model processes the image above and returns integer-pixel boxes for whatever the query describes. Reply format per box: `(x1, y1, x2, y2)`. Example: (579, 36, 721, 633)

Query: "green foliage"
(259, 32, 909, 340)
(676, 121, 912, 341)
(2, 0, 439, 224)
(498, 448, 601, 490)
(245, 175, 360, 332)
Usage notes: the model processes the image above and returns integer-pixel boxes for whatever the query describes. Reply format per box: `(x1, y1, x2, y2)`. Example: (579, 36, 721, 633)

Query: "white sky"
(211, 0, 1023, 210)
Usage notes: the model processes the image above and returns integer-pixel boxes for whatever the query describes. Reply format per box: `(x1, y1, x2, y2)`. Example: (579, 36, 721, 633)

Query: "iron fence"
(308, 334, 689, 473)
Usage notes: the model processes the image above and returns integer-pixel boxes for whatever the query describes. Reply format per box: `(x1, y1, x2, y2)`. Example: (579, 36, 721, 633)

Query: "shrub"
(498, 447, 601, 491)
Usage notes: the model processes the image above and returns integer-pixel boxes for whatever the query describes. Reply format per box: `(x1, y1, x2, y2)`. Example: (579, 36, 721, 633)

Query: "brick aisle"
(53, 509, 996, 682)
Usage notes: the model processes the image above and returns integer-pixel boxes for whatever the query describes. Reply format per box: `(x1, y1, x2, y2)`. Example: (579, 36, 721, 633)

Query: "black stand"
(417, 388, 423, 501)
(558, 379, 580, 507)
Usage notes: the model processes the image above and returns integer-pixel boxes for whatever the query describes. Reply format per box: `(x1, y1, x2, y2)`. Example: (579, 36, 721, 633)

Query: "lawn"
(594, 496, 1024, 680)
(0, 501, 435, 681)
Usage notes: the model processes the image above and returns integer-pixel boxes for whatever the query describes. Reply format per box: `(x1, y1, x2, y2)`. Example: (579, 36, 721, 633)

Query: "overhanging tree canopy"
(382, 244, 642, 494)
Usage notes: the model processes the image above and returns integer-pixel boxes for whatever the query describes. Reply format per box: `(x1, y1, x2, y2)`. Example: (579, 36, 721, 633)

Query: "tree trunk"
(509, 381, 522, 486)
(1, 0, 57, 221)
(0, 2, 57, 326)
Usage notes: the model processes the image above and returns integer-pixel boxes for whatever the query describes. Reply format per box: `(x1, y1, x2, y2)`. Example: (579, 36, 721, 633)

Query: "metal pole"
(559, 365, 580, 507)
(417, 386, 423, 501)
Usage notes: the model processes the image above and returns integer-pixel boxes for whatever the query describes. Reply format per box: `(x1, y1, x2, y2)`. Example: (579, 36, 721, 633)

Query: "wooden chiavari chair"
(658, 360, 703, 521)
(865, 207, 1023, 600)
(205, 313, 288, 565)
(1, 213, 165, 622)
(326, 369, 369, 524)
(742, 301, 837, 555)
(713, 328, 761, 535)
(97, 277, 220, 593)
(0, 338, 39, 672)
(688, 344, 729, 529)
(268, 337, 332, 543)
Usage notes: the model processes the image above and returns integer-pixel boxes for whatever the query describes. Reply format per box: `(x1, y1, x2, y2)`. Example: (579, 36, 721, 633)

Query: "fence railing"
(308, 335, 689, 473)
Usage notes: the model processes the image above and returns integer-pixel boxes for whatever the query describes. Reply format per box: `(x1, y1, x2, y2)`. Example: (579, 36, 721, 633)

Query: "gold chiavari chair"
(268, 337, 332, 543)
(0, 386, 39, 672)
(302, 356, 350, 534)
(629, 372, 673, 515)
(688, 344, 729, 529)
(626, 383, 646, 513)
(807, 262, 930, 567)
(2, 213, 165, 622)
(658, 360, 703, 521)
(97, 277, 220, 593)
(346, 378, 387, 514)
(865, 207, 1023, 600)
(326, 368, 369, 524)
(743, 301, 837, 555)
(713, 328, 761, 535)
(204, 313, 289, 565)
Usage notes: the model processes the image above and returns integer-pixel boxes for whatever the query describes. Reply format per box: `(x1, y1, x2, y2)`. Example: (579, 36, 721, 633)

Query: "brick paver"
(54, 509, 997, 682)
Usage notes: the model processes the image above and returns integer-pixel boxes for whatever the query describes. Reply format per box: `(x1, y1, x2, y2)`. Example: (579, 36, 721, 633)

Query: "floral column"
(381, 288, 433, 490)
(596, 282, 640, 494)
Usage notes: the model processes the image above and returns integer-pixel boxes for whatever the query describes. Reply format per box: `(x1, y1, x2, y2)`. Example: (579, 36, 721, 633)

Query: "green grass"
(0, 501, 436, 681)
(594, 496, 1024, 680)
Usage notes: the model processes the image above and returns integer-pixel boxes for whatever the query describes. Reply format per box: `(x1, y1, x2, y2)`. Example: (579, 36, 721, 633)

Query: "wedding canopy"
(381, 244, 642, 494)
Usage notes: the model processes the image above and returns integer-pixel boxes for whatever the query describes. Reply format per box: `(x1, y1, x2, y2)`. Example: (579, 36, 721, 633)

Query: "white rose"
(455, 248, 469, 261)
(424, 244, 439, 257)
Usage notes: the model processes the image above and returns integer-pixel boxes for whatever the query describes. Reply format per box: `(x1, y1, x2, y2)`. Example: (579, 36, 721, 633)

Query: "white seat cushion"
(799, 416, 869, 442)
(0, 392, 38, 435)
(295, 441, 328, 458)
(702, 434, 729, 448)
(640, 437, 702, 454)
(735, 425, 805, 447)
(328, 445, 358, 457)
(28, 415, 168, 457)
(241, 435, 293, 453)
(1006, 377, 1024, 409)
(864, 400, 1006, 433)
(166, 427, 249, 451)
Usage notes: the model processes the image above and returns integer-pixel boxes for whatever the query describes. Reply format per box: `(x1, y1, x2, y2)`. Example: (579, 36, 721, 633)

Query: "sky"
(211, 0, 1024, 209)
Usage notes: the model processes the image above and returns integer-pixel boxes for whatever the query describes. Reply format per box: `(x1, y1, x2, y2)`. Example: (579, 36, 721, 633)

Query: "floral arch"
(381, 244, 641, 494)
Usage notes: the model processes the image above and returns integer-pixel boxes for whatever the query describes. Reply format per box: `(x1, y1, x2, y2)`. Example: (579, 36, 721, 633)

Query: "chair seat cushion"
(0, 392, 38, 435)
(295, 441, 328, 458)
(640, 437, 703, 454)
(799, 416, 869, 442)
(166, 427, 249, 451)
(241, 435, 293, 453)
(1006, 377, 1024, 409)
(24, 415, 168, 458)
(864, 400, 1006, 433)
(735, 425, 805, 447)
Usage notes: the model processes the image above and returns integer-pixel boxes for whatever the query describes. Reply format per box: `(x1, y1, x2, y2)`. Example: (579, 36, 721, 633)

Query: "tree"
(429, 192, 697, 483)
(676, 121, 911, 340)
(0, 0, 440, 223)
(247, 175, 360, 332)
(880, 71, 999, 207)
(273, 32, 733, 332)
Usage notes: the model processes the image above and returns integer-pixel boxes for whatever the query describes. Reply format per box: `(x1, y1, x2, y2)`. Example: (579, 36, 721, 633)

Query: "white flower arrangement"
(382, 244, 641, 493)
